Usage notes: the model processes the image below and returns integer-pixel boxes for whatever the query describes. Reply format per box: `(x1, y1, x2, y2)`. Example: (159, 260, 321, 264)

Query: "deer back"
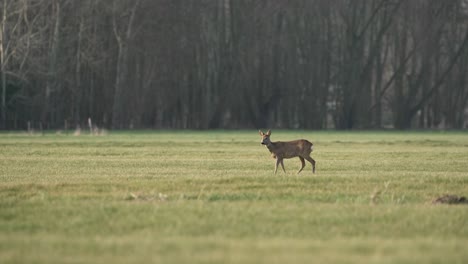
(268, 139, 312, 159)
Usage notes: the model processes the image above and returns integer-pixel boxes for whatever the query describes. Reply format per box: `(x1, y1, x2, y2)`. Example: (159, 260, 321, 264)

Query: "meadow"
(0, 130, 467, 264)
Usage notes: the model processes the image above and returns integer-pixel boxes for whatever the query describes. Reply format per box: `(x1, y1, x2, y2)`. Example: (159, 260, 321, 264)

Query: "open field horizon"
(1, 130, 467, 263)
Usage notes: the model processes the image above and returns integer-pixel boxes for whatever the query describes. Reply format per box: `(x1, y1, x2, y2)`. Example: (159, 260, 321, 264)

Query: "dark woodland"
(1, 0, 468, 130)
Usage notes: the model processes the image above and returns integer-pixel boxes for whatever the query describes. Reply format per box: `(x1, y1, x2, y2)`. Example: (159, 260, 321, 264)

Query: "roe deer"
(259, 130, 316, 174)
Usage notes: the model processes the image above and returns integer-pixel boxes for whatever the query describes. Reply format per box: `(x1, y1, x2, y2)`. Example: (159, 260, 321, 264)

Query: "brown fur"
(259, 130, 316, 174)
(432, 195, 467, 205)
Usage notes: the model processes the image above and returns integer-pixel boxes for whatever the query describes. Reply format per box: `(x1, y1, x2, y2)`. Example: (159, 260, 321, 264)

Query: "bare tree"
(111, 0, 141, 129)
(0, 0, 7, 128)
(2, 0, 468, 130)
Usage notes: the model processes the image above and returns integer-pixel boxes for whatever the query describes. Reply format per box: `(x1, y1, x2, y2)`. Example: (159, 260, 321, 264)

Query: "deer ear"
(259, 130, 264, 136)
(266, 129, 271, 136)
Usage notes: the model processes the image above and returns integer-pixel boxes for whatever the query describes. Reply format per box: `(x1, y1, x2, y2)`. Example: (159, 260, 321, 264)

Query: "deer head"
(259, 130, 272, 145)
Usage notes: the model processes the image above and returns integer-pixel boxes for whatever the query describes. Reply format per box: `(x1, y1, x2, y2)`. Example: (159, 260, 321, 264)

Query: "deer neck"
(266, 141, 278, 153)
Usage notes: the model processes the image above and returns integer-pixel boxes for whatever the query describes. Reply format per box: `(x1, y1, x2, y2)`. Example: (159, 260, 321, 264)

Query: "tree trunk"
(73, 7, 84, 127)
(112, 0, 140, 129)
(42, 0, 61, 128)
(0, 0, 7, 129)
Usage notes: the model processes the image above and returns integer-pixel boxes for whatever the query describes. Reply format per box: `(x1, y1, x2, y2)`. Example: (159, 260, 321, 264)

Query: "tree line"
(1, 0, 468, 130)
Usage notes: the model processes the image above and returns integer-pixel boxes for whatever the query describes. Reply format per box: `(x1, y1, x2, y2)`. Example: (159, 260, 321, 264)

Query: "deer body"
(259, 130, 316, 174)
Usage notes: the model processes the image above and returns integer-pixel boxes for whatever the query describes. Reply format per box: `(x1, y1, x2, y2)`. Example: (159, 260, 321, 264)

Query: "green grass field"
(1, 130, 467, 263)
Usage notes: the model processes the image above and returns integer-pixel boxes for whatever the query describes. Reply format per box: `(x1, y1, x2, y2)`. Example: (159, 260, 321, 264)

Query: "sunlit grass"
(1, 130, 467, 263)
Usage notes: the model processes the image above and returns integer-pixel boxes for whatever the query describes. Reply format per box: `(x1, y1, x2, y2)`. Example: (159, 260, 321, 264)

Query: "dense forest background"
(1, 0, 468, 130)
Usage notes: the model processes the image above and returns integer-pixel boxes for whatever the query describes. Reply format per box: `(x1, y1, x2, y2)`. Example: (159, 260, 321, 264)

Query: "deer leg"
(298, 157, 305, 174)
(305, 156, 316, 173)
(274, 158, 280, 174)
(280, 159, 286, 173)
